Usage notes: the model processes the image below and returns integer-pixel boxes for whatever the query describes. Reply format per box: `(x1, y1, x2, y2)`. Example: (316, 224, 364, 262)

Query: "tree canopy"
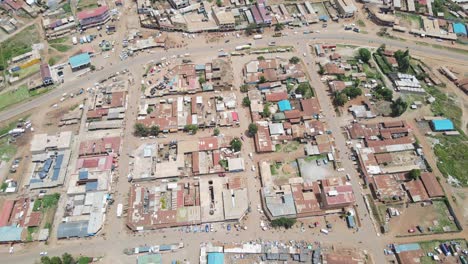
(248, 123, 258, 136)
(271, 217, 296, 229)
(358, 48, 371, 63)
(230, 138, 242, 152)
(289, 56, 300, 64)
(391, 98, 408, 117)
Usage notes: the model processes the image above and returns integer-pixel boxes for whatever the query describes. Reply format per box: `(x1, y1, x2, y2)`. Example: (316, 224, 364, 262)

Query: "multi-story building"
(168, 0, 190, 9)
(77, 6, 111, 29)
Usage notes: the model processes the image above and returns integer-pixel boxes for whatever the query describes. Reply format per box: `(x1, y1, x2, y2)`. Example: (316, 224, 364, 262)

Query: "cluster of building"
(85, 79, 128, 131)
(439, 66, 468, 94)
(0, 197, 50, 243)
(200, 241, 366, 264)
(366, 1, 468, 41)
(127, 176, 248, 230)
(138, 0, 356, 33)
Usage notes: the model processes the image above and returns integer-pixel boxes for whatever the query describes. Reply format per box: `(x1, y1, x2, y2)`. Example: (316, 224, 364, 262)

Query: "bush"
(409, 169, 421, 180)
(343, 87, 362, 99)
(242, 97, 251, 107)
(334, 92, 348, 106)
(248, 123, 258, 136)
(149, 125, 160, 136)
(230, 138, 242, 152)
(296, 82, 314, 98)
(391, 98, 408, 117)
(289, 56, 300, 64)
(271, 217, 296, 229)
(134, 123, 149, 137)
(257, 56, 265, 60)
(240, 84, 249, 93)
(184, 124, 199, 134)
(374, 86, 393, 101)
(213, 128, 220, 136)
(358, 48, 371, 63)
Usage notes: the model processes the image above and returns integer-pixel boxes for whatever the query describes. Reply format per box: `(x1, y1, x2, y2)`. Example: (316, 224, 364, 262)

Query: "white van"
(320, 229, 329, 234)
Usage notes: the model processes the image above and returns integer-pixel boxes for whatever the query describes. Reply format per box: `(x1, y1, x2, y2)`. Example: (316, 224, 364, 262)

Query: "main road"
(0, 31, 467, 123)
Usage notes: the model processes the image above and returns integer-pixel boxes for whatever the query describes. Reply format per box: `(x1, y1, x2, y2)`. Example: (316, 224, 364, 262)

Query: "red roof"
(420, 172, 444, 198)
(4, 0, 22, 10)
(0, 200, 14, 227)
(26, 212, 42, 227)
(198, 137, 218, 151)
(300, 98, 321, 116)
(231, 112, 239, 122)
(82, 158, 99, 168)
(110, 91, 126, 108)
(265, 92, 288, 102)
(77, 6, 109, 20)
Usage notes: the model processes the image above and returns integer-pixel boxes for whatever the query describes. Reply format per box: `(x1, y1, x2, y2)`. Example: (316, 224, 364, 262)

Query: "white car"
(303, 53, 307, 57)
(40, 252, 48, 256)
(251, 165, 256, 171)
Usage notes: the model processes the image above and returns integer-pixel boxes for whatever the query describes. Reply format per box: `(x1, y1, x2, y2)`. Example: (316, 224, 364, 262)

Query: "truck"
(253, 34, 263, 39)
(117, 203, 123, 218)
(235, 45, 251, 51)
(72, 36, 78, 45)
(440, 244, 451, 256)
(320, 229, 329, 234)
(346, 215, 356, 228)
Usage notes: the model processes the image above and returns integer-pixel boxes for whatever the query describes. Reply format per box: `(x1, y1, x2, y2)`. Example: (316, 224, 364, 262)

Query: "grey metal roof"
(57, 220, 89, 238)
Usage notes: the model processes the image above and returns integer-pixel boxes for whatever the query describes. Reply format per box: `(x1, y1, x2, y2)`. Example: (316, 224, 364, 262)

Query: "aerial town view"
(0, 0, 467, 263)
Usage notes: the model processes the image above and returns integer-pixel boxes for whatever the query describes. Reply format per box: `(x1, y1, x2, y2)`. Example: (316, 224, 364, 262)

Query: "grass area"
(0, 85, 30, 111)
(62, 3, 72, 13)
(0, 137, 16, 161)
(432, 200, 458, 232)
(425, 85, 462, 128)
(27, 227, 38, 241)
(419, 239, 467, 264)
(48, 37, 68, 44)
(283, 141, 300, 153)
(429, 43, 468, 56)
(336, 44, 359, 49)
(362, 63, 381, 79)
(373, 54, 393, 75)
(395, 12, 423, 28)
(33, 199, 42, 211)
(433, 135, 468, 186)
(275, 144, 282, 152)
(0, 25, 40, 70)
(16, 64, 40, 80)
(48, 56, 62, 66)
(270, 164, 279, 175)
(357, 19, 366, 27)
(34, 193, 60, 212)
(51, 44, 72, 52)
(77, 0, 98, 11)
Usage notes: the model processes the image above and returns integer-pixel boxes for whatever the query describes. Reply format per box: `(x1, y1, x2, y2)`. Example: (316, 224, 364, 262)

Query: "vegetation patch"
(0, 25, 40, 70)
(433, 135, 468, 186)
(51, 44, 72, 52)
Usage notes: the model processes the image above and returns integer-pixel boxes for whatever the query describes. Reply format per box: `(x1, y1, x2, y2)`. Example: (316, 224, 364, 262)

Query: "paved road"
(1, 31, 467, 123)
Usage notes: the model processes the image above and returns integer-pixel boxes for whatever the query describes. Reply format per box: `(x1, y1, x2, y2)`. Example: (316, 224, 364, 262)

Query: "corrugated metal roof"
(137, 254, 162, 264)
(207, 253, 224, 264)
(57, 221, 89, 238)
(0, 226, 23, 242)
(69, 53, 91, 69)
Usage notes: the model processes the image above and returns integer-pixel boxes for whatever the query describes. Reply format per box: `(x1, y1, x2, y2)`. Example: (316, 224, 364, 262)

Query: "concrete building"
(168, 0, 190, 9)
(335, 0, 357, 18)
(77, 6, 110, 29)
(69, 53, 91, 71)
(212, 7, 235, 31)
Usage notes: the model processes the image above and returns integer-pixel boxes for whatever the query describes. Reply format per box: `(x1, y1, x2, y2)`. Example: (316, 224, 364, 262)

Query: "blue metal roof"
(0, 226, 24, 242)
(453, 23, 467, 36)
(69, 53, 91, 69)
(57, 221, 89, 238)
(85, 181, 98, 191)
(278, 100, 292, 112)
(395, 243, 421, 253)
(207, 253, 224, 264)
(431, 119, 454, 131)
(79, 170, 89, 180)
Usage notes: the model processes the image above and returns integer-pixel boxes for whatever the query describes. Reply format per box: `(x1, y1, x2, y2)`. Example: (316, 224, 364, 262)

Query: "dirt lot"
(387, 200, 459, 236)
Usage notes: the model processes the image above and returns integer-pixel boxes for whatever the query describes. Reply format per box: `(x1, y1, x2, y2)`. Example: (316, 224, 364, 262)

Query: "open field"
(17, 64, 40, 80)
(0, 25, 40, 70)
(0, 85, 54, 112)
(51, 44, 72, 52)
(76, 0, 98, 11)
(433, 135, 468, 186)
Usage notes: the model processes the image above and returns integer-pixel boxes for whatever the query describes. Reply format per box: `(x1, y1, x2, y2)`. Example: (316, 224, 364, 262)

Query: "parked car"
(316, 160, 322, 166)
(408, 228, 415, 233)
(205, 224, 209, 232)
(227, 224, 231, 231)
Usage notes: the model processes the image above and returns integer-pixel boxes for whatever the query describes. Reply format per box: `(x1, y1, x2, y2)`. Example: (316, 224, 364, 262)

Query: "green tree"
(41, 256, 51, 264)
(296, 82, 313, 97)
(358, 48, 371, 63)
(271, 217, 296, 229)
(259, 76, 266, 83)
(409, 169, 421, 180)
(149, 125, 160, 137)
(198, 77, 206, 85)
(184, 124, 199, 134)
(62, 253, 74, 264)
(375, 87, 393, 101)
(262, 103, 271, 117)
(242, 97, 251, 107)
(289, 56, 300, 64)
(213, 128, 220, 136)
(245, 23, 257, 35)
(248, 123, 258, 136)
(343, 87, 362, 99)
(394, 50, 410, 73)
(146, 106, 154, 114)
(274, 23, 284, 31)
(257, 56, 265, 60)
(216, 0, 222, 6)
(230, 138, 242, 152)
(334, 92, 348, 106)
(134, 123, 149, 137)
(240, 84, 249, 93)
(89, 65, 96, 71)
(50, 257, 63, 264)
(391, 97, 408, 117)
